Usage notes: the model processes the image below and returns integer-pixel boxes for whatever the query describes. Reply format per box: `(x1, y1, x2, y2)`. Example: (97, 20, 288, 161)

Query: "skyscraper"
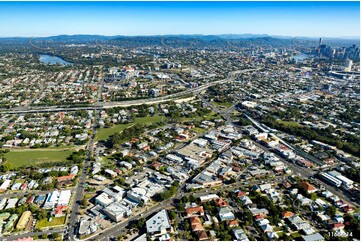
(344, 59, 353, 72)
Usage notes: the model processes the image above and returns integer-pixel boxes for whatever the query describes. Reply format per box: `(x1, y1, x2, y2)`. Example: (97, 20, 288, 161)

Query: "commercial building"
(328, 171, 354, 188)
(95, 193, 114, 207)
(78, 218, 98, 236)
(319, 172, 342, 187)
(146, 209, 171, 237)
(103, 202, 131, 222)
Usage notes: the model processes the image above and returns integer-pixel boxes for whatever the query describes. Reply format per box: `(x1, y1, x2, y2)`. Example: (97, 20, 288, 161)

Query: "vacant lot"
(36, 217, 66, 230)
(181, 112, 221, 122)
(211, 101, 234, 109)
(95, 116, 164, 141)
(4, 149, 74, 168)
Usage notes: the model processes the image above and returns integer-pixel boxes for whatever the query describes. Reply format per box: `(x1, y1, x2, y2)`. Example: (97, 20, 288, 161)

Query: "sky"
(0, 1, 359, 38)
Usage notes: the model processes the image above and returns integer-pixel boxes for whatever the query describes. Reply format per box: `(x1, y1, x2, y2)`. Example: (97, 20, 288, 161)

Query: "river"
(39, 54, 72, 65)
(292, 53, 310, 62)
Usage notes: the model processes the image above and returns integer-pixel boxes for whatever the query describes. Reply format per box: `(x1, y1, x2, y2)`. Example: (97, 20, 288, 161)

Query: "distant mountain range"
(0, 34, 358, 50)
(1, 34, 359, 41)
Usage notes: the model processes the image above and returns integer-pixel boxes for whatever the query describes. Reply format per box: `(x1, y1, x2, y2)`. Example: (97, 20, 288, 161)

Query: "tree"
(325, 206, 336, 218)
(37, 210, 48, 220)
(0, 162, 12, 172)
(81, 197, 88, 207)
(169, 210, 177, 221)
(52, 233, 61, 241)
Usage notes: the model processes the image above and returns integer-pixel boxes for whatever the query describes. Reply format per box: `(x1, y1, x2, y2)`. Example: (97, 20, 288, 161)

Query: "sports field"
(4, 149, 74, 168)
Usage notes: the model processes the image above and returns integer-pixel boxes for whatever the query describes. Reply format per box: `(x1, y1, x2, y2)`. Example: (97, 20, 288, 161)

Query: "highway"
(0, 68, 258, 115)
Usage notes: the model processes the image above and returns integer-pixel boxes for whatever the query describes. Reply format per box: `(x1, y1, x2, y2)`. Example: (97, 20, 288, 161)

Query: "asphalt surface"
(67, 108, 100, 241)
(0, 187, 77, 199)
(0, 228, 65, 241)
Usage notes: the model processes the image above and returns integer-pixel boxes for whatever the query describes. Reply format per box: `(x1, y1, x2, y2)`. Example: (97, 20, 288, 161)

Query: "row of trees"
(261, 115, 359, 156)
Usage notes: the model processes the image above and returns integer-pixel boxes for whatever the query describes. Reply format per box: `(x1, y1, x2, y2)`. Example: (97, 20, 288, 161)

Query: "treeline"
(152, 181, 179, 202)
(107, 124, 145, 148)
(262, 115, 359, 156)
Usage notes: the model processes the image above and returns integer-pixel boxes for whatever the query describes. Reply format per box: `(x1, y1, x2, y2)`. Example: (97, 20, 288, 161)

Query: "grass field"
(14, 178, 25, 184)
(181, 112, 221, 123)
(95, 116, 164, 141)
(4, 149, 74, 168)
(276, 120, 303, 128)
(211, 101, 234, 109)
(191, 127, 206, 134)
(36, 217, 66, 230)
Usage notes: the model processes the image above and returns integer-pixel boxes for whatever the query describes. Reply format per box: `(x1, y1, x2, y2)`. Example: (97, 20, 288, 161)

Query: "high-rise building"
(344, 59, 353, 72)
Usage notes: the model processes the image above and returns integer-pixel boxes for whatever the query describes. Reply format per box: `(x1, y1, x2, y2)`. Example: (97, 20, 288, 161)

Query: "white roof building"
(44, 191, 60, 208)
(146, 209, 171, 236)
(0, 179, 12, 191)
(103, 202, 131, 222)
(233, 228, 249, 241)
(5, 198, 19, 209)
(58, 190, 71, 206)
(70, 166, 79, 175)
(95, 192, 114, 207)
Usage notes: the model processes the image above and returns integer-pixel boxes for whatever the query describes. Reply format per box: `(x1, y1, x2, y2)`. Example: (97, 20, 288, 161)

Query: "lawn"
(95, 116, 164, 141)
(291, 232, 301, 239)
(14, 178, 25, 184)
(276, 120, 303, 128)
(4, 149, 74, 168)
(36, 217, 66, 230)
(211, 101, 234, 109)
(191, 127, 206, 134)
(181, 112, 221, 123)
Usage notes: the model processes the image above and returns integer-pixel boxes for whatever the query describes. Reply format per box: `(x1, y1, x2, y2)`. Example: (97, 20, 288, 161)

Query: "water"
(39, 54, 72, 65)
(292, 53, 309, 62)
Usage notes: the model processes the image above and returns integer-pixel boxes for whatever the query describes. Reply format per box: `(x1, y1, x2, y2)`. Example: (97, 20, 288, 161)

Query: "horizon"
(0, 1, 359, 38)
(0, 33, 360, 40)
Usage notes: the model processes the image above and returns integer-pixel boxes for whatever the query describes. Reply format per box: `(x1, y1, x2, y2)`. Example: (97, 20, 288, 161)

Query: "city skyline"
(0, 1, 359, 38)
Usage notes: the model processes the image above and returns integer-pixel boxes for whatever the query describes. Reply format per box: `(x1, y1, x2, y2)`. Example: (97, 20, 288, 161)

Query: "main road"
(67, 109, 101, 240)
(0, 228, 65, 241)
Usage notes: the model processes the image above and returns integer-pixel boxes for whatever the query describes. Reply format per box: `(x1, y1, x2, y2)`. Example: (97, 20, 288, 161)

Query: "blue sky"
(0, 1, 359, 38)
